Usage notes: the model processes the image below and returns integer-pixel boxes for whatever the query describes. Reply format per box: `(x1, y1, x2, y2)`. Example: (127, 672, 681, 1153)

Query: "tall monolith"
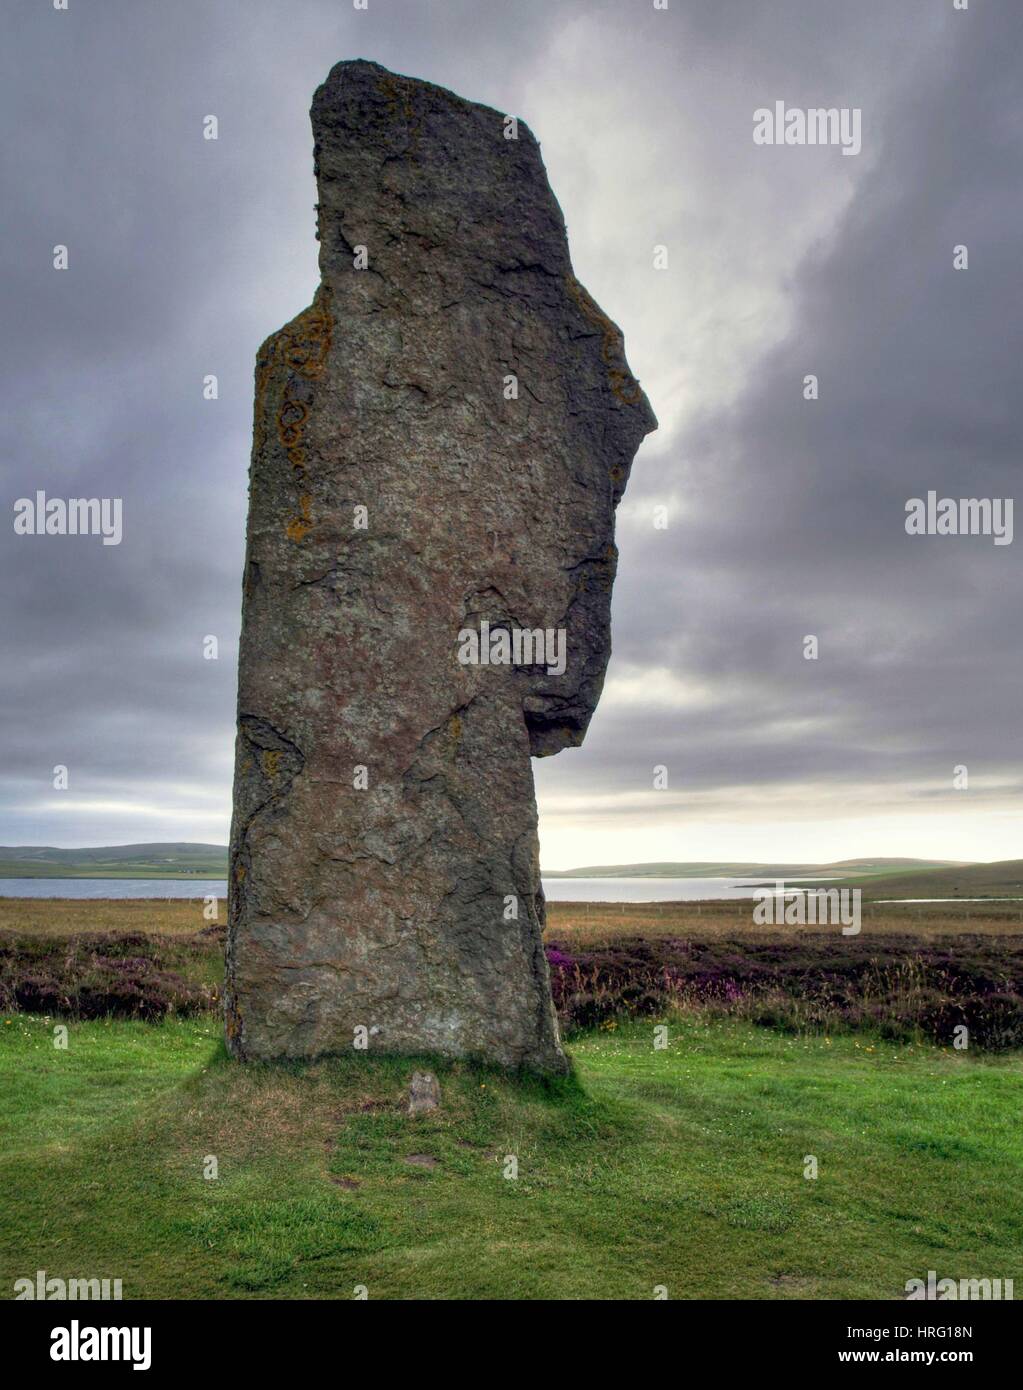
(226, 59, 656, 1070)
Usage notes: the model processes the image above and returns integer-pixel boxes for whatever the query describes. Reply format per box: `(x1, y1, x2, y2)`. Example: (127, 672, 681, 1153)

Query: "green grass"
(1, 1013, 1020, 1299)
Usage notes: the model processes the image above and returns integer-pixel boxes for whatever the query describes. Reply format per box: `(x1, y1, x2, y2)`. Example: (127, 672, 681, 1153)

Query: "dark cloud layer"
(543, 1, 1022, 846)
(1, 1, 1019, 861)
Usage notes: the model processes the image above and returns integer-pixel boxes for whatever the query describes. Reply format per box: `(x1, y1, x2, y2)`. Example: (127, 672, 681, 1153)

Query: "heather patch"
(545, 934, 1023, 1049)
(0, 931, 218, 1020)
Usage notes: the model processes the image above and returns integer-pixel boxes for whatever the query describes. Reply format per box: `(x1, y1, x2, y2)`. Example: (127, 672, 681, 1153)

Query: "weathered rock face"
(226, 59, 656, 1072)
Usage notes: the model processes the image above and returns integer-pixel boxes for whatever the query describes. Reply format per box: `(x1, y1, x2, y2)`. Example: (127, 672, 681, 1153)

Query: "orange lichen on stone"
(280, 289, 333, 381)
(262, 749, 283, 779)
(254, 288, 333, 494)
(286, 494, 314, 543)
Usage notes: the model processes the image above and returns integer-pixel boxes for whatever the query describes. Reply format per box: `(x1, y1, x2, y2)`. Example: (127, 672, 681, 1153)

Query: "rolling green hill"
(850, 859, 1023, 900)
(0, 843, 228, 880)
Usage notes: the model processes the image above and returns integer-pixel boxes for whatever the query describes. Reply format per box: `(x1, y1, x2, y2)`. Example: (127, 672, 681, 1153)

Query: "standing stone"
(226, 59, 656, 1072)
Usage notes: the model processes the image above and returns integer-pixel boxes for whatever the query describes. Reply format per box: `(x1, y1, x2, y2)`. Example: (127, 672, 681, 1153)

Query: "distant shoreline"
(0, 850, 1018, 903)
(0, 873, 222, 881)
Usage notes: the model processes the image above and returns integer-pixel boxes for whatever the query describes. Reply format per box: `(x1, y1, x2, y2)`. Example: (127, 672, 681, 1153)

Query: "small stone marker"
(408, 1070, 441, 1115)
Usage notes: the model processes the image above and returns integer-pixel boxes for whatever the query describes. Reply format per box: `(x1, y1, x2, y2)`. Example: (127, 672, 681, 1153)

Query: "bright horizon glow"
(538, 818, 1013, 873)
(3, 809, 1017, 871)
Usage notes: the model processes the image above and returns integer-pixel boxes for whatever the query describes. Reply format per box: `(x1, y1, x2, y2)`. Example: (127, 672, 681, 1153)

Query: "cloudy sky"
(2, 0, 1019, 868)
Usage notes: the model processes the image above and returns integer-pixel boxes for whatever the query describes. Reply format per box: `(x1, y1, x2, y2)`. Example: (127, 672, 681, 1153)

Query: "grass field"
(2, 1012, 1020, 1299)
(3, 894, 1022, 941)
(1, 896, 1021, 1300)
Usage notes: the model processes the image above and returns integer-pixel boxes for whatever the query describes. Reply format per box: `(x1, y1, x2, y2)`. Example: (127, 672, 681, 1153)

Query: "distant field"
(546, 897, 1023, 945)
(2, 894, 1021, 942)
(0, 898, 217, 937)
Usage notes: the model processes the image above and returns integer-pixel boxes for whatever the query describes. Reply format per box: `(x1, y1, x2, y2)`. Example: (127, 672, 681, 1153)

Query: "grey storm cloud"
(1, 0, 1019, 856)
(547, 0, 1022, 824)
